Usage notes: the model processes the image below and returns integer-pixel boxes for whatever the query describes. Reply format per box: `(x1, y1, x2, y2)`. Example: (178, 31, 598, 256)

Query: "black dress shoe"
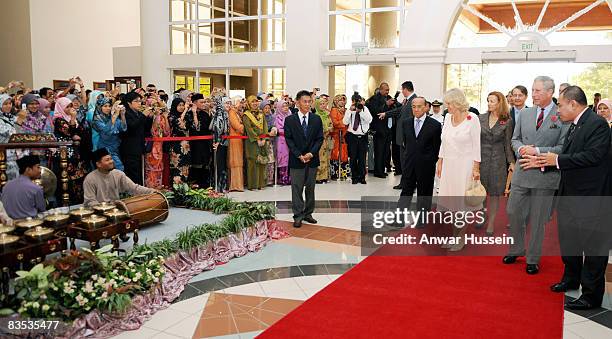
(550, 281, 579, 293)
(565, 298, 597, 310)
(393, 184, 402, 190)
(293, 220, 302, 228)
(360, 180, 367, 184)
(502, 255, 519, 264)
(526, 264, 539, 275)
(352, 180, 359, 185)
(394, 172, 402, 176)
(374, 174, 387, 179)
(303, 216, 317, 224)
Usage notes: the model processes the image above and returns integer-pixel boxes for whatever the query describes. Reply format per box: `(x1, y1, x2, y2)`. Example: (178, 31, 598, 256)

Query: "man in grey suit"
(381, 81, 416, 189)
(503, 76, 569, 275)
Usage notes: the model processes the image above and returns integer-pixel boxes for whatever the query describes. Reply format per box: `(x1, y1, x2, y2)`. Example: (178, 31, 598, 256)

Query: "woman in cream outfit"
(436, 88, 481, 251)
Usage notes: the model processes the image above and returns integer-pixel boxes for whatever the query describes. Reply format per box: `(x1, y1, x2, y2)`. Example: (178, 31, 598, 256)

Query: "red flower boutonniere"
(466, 115, 472, 121)
(499, 120, 507, 125)
(551, 115, 558, 123)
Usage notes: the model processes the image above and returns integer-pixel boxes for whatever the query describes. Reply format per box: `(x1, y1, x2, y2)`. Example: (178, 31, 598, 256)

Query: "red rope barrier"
(145, 133, 283, 142)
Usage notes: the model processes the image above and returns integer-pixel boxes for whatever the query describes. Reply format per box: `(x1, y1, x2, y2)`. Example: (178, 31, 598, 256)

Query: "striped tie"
(536, 108, 545, 130)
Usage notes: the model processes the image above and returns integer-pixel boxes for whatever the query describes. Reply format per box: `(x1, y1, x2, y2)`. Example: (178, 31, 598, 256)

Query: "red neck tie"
(536, 108, 545, 130)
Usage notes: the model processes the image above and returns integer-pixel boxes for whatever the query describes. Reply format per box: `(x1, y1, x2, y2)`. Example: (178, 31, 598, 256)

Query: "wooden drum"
(115, 192, 169, 227)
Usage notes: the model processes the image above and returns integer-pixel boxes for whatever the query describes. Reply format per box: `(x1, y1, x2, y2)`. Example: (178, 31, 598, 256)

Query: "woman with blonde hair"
(228, 96, 245, 191)
(478, 91, 515, 235)
(437, 88, 481, 251)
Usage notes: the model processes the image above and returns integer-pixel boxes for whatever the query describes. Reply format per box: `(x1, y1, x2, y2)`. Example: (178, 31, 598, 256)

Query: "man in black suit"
(284, 90, 324, 228)
(588, 92, 601, 112)
(397, 97, 442, 226)
(522, 86, 611, 310)
(510, 85, 529, 132)
(383, 81, 417, 189)
(366, 83, 396, 178)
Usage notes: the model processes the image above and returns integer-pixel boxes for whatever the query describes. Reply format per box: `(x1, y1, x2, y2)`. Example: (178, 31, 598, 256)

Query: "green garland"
(2, 184, 276, 322)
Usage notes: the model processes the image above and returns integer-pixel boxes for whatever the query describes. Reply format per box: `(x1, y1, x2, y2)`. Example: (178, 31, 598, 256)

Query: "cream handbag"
(465, 180, 487, 207)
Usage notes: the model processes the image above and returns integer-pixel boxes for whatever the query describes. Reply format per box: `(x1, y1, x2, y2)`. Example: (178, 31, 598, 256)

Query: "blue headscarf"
(88, 91, 105, 150)
(87, 90, 104, 122)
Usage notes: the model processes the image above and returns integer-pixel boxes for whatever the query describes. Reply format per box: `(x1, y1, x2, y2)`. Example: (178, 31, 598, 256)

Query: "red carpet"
(259, 256, 564, 339)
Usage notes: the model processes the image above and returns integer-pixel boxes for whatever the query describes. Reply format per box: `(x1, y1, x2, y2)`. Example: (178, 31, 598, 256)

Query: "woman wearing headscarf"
(274, 99, 291, 185)
(168, 98, 192, 184)
(596, 99, 611, 125)
(330, 94, 350, 180)
(243, 95, 268, 190)
(315, 96, 333, 183)
(260, 100, 278, 186)
(87, 90, 104, 151)
(19, 93, 52, 134)
(92, 97, 127, 171)
(228, 97, 245, 191)
(67, 92, 94, 171)
(53, 97, 87, 204)
(145, 99, 171, 189)
(212, 95, 231, 192)
(37, 98, 51, 117)
(0, 94, 18, 180)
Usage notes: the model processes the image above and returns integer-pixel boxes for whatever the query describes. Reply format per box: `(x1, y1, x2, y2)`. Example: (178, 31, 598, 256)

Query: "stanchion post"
(214, 146, 218, 192)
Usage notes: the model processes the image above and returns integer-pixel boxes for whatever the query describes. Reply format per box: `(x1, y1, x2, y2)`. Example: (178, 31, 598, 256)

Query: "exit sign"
(520, 40, 539, 52)
(352, 42, 369, 55)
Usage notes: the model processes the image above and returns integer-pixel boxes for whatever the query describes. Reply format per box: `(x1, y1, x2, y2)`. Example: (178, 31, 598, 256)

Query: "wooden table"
(63, 219, 140, 251)
(0, 236, 68, 301)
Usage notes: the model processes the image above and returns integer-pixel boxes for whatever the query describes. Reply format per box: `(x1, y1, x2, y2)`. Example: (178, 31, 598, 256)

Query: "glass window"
(262, 18, 285, 51)
(199, 69, 227, 96)
(171, 24, 196, 54)
(173, 70, 197, 91)
(169, 0, 285, 54)
(199, 22, 227, 53)
(198, 0, 226, 20)
(230, 19, 258, 53)
(330, 0, 362, 11)
(230, 68, 258, 97)
(263, 0, 285, 16)
(170, 0, 196, 21)
(449, 0, 612, 48)
(230, 0, 257, 18)
(365, 11, 399, 49)
(330, 13, 363, 50)
(329, 1, 406, 50)
(262, 68, 285, 97)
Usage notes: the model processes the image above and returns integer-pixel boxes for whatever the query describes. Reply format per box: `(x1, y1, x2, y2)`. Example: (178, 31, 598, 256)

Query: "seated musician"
(83, 148, 156, 207)
(1, 155, 46, 219)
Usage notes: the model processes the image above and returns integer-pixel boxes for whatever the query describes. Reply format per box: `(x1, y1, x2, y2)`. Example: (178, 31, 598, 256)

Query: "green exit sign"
(520, 41, 539, 52)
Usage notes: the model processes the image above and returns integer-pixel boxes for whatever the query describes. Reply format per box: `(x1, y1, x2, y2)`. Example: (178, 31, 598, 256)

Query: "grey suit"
(507, 104, 569, 264)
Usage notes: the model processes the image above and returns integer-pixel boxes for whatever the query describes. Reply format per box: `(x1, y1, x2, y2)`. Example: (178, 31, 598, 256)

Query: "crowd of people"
(0, 74, 610, 311)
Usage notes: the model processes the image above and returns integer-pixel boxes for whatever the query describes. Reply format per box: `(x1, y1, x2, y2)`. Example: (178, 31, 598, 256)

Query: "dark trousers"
(399, 165, 435, 212)
(558, 209, 609, 306)
(373, 132, 388, 175)
(392, 142, 402, 174)
(214, 145, 228, 191)
(290, 166, 316, 221)
(122, 154, 143, 185)
(347, 133, 368, 181)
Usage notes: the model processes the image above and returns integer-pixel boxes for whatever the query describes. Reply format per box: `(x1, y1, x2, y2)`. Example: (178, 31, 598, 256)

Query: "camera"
(352, 91, 364, 111)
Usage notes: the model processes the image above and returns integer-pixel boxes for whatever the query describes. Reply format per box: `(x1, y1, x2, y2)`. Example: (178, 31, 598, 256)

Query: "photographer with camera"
(366, 82, 396, 178)
(343, 92, 372, 184)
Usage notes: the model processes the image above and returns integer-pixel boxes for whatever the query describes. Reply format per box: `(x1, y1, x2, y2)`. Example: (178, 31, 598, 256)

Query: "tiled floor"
(109, 174, 611, 338)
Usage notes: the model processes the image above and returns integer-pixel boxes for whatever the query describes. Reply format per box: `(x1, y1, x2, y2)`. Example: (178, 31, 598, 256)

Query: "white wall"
(140, 0, 170, 92)
(29, 0, 141, 89)
(113, 46, 142, 77)
(285, 0, 329, 96)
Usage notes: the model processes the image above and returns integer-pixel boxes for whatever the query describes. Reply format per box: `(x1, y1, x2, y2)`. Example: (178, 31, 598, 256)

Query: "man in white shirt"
(343, 93, 372, 184)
